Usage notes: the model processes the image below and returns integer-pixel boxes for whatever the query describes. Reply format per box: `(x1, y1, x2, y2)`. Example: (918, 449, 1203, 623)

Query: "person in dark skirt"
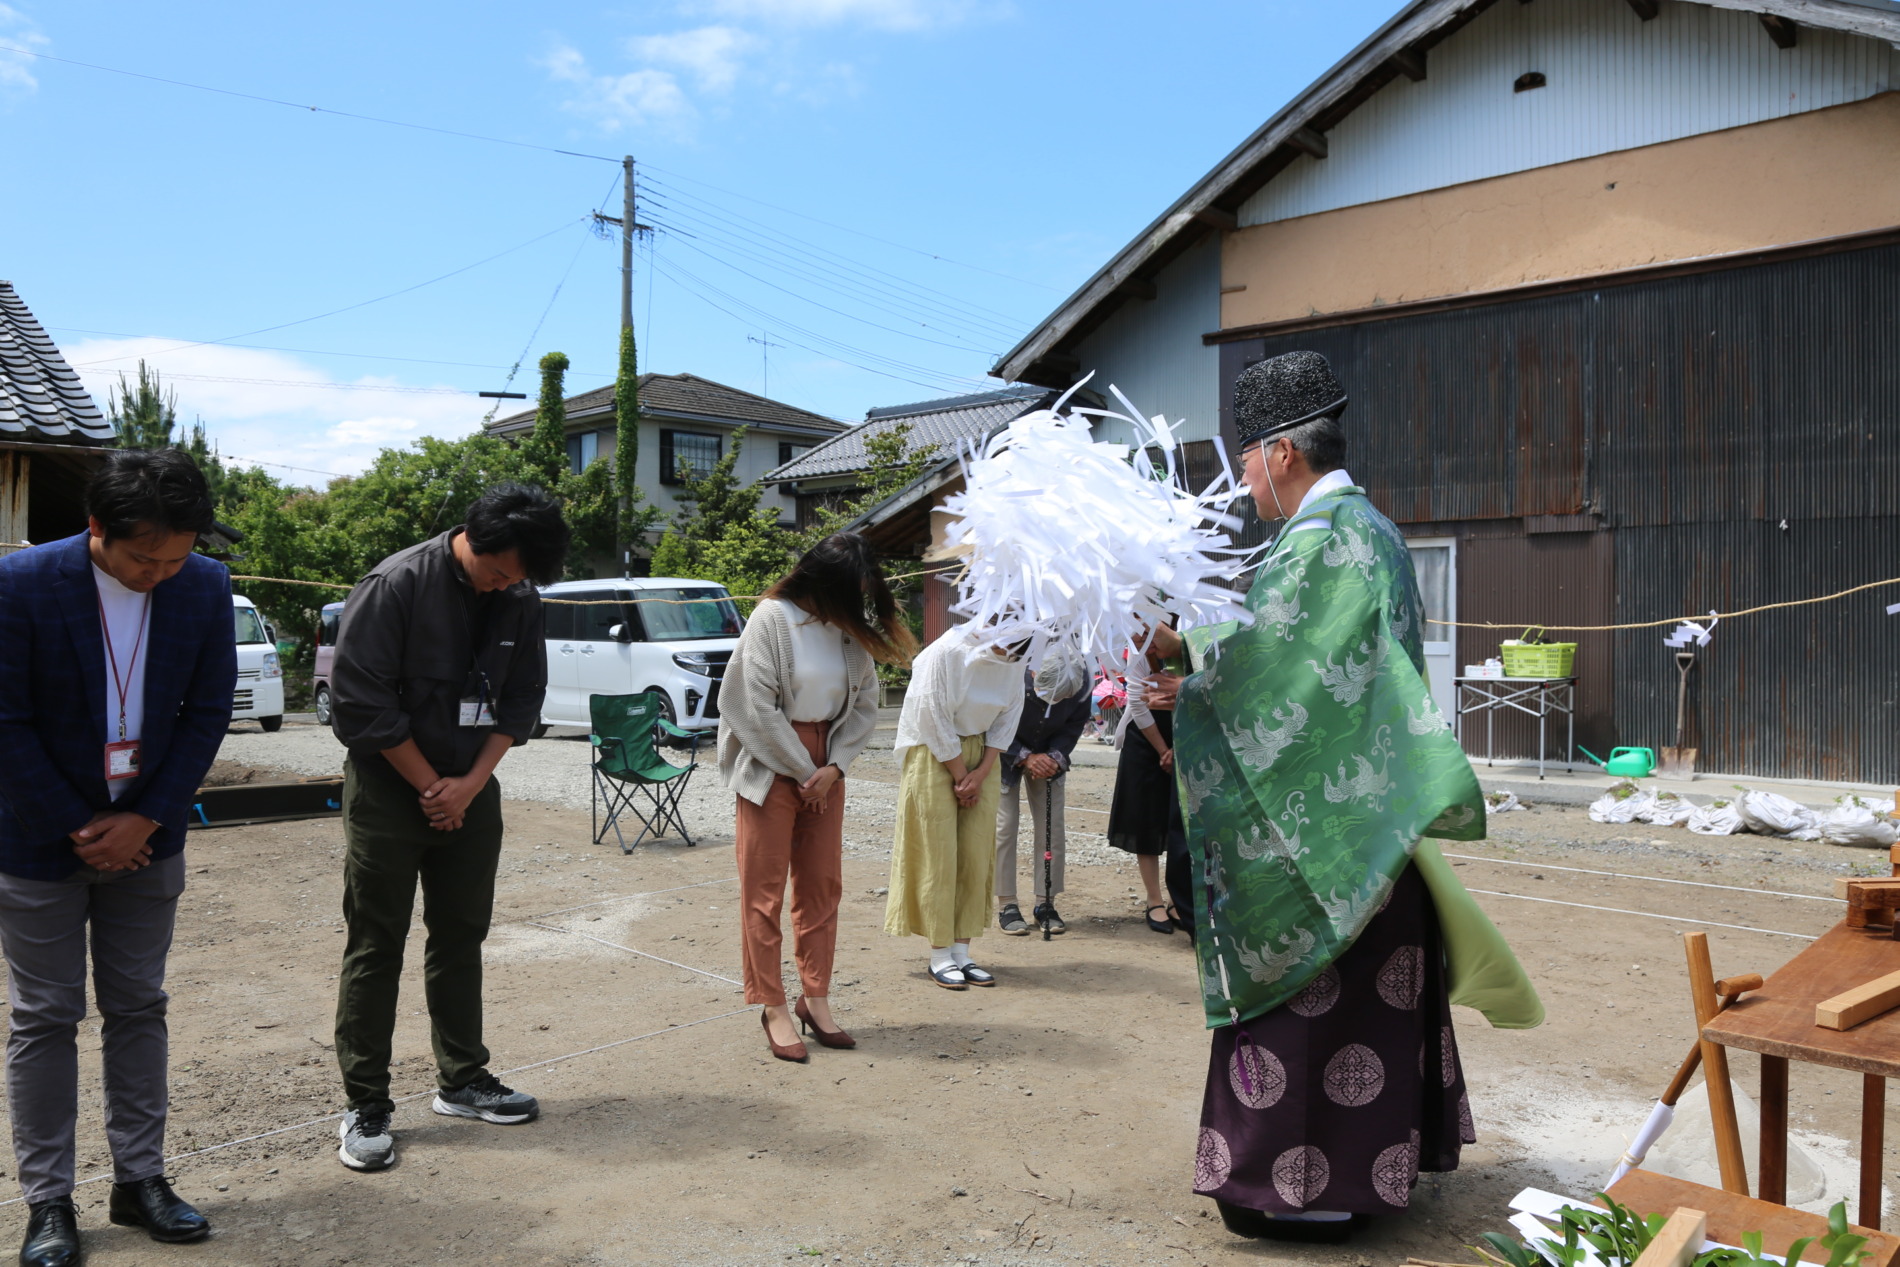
(1106, 648, 1194, 936)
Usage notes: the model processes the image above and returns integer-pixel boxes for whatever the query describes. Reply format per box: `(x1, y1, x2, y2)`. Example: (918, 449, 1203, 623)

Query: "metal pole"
(621, 155, 635, 333)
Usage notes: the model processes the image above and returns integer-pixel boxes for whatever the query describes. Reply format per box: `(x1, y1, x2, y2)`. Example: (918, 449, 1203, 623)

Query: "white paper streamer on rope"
(1663, 611, 1718, 648)
(933, 376, 1261, 678)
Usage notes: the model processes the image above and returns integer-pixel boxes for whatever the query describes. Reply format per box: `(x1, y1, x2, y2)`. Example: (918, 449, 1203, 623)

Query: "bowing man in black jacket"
(993, 659, 1090, 936)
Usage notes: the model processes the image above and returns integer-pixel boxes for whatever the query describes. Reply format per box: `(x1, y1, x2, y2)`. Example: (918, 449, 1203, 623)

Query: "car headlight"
(672, 652, 713, 675)
(262, 652, 282, 679)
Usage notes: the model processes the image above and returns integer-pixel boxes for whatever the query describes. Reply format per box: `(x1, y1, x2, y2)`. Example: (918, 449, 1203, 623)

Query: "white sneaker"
(338, 1109, 395, 1171)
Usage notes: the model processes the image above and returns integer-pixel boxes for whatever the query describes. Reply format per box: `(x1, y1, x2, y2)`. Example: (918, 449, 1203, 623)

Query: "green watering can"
(1578, 745, 1657, 778)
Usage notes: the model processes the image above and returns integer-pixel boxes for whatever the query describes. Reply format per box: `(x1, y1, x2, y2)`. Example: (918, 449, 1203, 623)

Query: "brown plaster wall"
(1220, 93, 1900, 330)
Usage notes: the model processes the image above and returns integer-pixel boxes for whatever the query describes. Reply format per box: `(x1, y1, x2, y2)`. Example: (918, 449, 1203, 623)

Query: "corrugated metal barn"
(995, 0, 1900, 783)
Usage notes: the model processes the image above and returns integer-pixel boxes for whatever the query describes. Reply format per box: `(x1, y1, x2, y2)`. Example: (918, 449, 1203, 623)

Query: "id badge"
(458, 698, 495, 727)
(104, 740, 141, 781)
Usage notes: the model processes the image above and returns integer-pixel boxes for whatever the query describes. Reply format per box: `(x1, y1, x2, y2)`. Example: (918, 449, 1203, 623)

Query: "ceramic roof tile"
(487, 372, 848, 437)
(765, 385, 1055, 481)
(0, 282, 111, 444)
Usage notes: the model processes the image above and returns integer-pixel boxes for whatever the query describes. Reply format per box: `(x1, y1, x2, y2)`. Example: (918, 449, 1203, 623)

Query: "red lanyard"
(98, 590, 151, 742)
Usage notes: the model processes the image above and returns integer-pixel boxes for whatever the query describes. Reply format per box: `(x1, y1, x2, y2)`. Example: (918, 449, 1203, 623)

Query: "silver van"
(536, 578, 743, 736)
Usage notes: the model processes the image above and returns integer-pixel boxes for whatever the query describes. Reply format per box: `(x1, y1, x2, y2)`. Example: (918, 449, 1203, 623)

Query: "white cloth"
(893, 628, 1025, 763)
(1286, 467, 1355, 532)
(93, 563, 151, 802)
(784, 606, 848, 723)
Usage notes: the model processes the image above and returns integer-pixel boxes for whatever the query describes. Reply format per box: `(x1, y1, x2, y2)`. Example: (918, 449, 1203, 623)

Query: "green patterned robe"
(1175, 485, 1541, 1031)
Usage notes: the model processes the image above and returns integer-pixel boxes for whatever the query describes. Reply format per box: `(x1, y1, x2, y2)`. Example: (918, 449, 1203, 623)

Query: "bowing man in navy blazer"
(0, 450, 234, 1267)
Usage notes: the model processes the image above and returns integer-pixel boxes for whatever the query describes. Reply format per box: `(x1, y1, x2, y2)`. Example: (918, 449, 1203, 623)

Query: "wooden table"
(1702, 921, 1900, 1227)
(1606, 1169, 1900, 1267)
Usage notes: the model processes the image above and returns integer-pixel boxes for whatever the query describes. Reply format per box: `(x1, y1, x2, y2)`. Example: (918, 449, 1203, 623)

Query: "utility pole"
(748, 333, 786, 397)
(592, 157, 652, 578)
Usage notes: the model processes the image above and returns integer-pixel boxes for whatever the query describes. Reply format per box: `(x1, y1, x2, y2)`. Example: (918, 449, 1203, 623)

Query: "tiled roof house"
(0, 282, 113, 553)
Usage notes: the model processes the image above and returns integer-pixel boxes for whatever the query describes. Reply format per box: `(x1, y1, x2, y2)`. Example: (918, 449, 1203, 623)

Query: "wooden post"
(0, 450, 27, 550)
(1684, 931, 1750, 1195)
(1760, 1055, 1789, 1204)
(1861, 1074, 1885, 1231)
(1630, 1208, 1708, 1267)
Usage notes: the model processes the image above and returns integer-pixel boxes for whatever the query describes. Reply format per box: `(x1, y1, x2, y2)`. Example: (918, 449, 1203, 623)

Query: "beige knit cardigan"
(717, 598, 881, 806)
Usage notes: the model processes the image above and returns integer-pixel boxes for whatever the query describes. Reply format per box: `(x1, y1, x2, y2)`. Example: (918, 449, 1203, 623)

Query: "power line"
(639, 164, 1061, 292)
(47, 328, 613, 378)
(0, 43, 617, 163)
(71, 218, 591, 369)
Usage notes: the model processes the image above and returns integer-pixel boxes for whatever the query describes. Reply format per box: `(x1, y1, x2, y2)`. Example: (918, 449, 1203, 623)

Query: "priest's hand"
(1145, 672, 1183, 710)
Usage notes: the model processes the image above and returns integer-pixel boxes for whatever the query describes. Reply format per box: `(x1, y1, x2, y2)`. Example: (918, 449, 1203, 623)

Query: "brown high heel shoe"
(761, 1009, 808, 1063)
(794, 997, 857, 1049)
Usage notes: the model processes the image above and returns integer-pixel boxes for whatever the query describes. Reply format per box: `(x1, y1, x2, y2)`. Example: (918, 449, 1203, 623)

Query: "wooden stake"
(1631, 1208, 1708, 1267)
(1816, 968, 1900, 1031)
(1684, 932, 1750, 1195)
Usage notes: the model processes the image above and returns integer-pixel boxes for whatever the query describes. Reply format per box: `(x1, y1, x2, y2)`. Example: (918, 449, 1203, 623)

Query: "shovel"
(1658, 650, 1697, 778)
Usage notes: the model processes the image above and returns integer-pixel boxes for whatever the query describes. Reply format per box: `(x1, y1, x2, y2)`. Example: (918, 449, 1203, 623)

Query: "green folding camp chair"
(589, 691, 702, 852)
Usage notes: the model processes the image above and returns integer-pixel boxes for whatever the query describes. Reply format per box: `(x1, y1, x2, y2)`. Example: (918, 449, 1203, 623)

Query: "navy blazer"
(0, 532, 236, 879)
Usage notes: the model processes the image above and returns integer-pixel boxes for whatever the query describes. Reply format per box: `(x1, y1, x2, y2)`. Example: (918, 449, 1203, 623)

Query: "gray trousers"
(995, 775, 1066, 901)
(0, 853, 184, 1203)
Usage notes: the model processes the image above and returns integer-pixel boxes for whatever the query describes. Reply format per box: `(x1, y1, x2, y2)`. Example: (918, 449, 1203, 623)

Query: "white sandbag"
(1686, 801, 1744, 835)
(1589, 783, 1651, 824)
(1638, 792, 1695, 827)
(1486, 791, 1522, 813)
(1737, 790, 1818, 837)
(1817, 800, 1900, 848)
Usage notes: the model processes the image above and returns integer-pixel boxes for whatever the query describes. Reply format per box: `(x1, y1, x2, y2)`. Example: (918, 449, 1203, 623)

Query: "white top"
(893, 627, 1025, 762)
(93, 563, 151, 802)
(784, 605, 849, 723)
(1288, 467, 1356, 532)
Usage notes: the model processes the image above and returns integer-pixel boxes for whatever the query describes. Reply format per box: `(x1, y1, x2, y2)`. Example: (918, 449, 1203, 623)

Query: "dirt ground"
(12, 723, 1893, 1266)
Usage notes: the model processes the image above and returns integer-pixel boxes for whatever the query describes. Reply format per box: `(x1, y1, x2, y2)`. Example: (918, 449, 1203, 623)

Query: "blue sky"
(2, 0, 1398, 482)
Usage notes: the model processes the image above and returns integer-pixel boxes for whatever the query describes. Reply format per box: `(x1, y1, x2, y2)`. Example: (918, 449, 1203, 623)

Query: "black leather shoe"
(19, 1197, 79, 1267)
(107, 1177, 209, 1244)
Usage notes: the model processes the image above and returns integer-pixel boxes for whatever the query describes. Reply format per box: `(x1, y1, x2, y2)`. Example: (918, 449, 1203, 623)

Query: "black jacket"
(330, 528, 546, 777)
(1002, 670, 1090, 788)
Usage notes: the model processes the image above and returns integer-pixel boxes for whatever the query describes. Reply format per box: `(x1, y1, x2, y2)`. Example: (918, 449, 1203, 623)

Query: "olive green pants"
(334, 756, 504, 1115)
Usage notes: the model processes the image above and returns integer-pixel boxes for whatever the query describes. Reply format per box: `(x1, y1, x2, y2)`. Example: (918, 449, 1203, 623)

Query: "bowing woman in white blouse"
(883, 626, 1025, 989)
(719, 534, 918, 1063)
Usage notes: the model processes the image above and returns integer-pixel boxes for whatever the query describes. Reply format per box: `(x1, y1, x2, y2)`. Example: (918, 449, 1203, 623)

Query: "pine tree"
(108, 361, 177, 449)
(520, 351, 570, 488)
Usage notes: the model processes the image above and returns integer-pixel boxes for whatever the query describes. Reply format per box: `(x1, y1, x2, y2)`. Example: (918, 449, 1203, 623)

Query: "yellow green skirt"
(884, 736, 999, 944)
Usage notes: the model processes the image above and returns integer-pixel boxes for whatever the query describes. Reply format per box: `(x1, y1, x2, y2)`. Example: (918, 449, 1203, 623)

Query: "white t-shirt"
(93, 564, 151, 801)
(784, 605, 848, 723)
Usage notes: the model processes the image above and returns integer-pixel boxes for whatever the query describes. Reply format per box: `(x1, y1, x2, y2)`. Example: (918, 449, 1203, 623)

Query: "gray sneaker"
(433, 1073, 539, 1124)
(338, 1109, 395, 1171)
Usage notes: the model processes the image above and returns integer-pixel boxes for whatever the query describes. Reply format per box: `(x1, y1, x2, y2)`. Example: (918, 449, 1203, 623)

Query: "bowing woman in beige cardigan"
(718, 533, 918, 1062)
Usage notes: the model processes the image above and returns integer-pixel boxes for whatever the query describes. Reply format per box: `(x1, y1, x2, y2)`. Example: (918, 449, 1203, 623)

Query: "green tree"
(613, 327, 641, 559)
(519, 351, 570, 488)
(108, 361, 177, 449)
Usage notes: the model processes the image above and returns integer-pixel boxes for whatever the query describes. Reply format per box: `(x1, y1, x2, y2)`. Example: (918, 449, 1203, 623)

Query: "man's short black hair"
(86, 448, 217, 541)
(464, 482, 570, 586)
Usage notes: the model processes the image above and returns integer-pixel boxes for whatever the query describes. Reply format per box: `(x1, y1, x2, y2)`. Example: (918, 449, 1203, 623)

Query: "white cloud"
(63, 338, 493, 483)
(0, 5, 48, 96)
(542, 43, 695, 134)
(627, 25, 758, 94)
(687, 0, 995, 31)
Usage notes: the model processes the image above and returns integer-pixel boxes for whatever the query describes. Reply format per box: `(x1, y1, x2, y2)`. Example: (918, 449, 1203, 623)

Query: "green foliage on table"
(1475, 1195, 1870, 1267)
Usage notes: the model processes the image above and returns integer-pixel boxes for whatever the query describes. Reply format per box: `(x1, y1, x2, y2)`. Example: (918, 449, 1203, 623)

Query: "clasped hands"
(419, 773, 484, 831)
(797, 764, 841, 813)
(70, 811, 160, 871)
(1015, 752, 1062, 781)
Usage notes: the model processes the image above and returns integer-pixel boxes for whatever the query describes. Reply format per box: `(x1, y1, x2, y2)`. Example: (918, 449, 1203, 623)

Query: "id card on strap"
(458, 698, 495, 727)
(104, 739, 141, 781)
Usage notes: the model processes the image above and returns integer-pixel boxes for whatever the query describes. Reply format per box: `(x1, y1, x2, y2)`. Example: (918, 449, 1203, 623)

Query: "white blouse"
(784, 605, 849, 723)
(893, 627, 1025, 762)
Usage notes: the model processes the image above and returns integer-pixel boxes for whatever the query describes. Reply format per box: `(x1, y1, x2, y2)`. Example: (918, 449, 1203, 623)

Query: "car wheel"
(649, 692, 686, 747)
(313, 685, 332, 725)
(530, 723, 550, 739)
(259, 715, 284, 733)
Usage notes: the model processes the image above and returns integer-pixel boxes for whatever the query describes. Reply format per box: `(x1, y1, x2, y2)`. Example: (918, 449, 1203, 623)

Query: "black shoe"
(107, 1176, 209, 1244)
(19, 1197, 79, 1267)
(1145, 904, 1175, 934)
(1032, 902, 1066, 935)
(997, 904, 1030, 935)
(1214, 1199, 1352, 1244)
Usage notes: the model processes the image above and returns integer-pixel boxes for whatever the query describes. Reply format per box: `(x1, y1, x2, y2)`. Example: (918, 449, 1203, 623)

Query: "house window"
(778, 441, 813, 467)
(566, 429, 601, 475)
(660, 430, 720, 485)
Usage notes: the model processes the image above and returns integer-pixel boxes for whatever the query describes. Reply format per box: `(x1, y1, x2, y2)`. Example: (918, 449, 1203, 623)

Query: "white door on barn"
(1406, 537, 1456, 724)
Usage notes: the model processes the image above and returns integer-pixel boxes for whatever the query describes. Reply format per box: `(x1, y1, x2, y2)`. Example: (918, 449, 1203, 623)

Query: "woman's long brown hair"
(764, 532, 920, 665)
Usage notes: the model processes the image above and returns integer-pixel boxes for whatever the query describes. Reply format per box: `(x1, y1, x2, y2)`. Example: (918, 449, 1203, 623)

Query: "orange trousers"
(734, 720, 845, 1007)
